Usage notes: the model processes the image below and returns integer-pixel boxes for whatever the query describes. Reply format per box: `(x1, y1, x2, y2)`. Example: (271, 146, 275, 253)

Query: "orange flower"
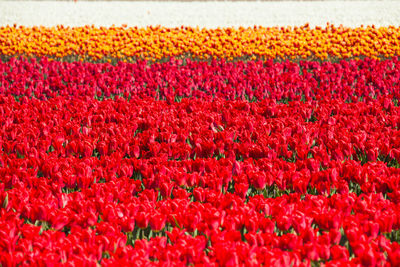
(0, 24, 399, 61)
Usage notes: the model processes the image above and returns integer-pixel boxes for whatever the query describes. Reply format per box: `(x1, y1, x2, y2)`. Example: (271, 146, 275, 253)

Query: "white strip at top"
(0, 1, 399, 28)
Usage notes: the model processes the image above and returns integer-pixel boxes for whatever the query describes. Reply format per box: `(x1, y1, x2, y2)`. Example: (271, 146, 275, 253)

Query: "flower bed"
(1, 25, 399, 61)
(1, 56, 400, 101)
(1, 25, 400, 266)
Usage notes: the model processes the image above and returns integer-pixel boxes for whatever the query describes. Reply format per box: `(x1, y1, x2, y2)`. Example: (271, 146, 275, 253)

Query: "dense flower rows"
(1, 94, 400, 266)
(2, 23, 400, 266)
(1, 56, 400, 101)
(1, 24, 399, 61)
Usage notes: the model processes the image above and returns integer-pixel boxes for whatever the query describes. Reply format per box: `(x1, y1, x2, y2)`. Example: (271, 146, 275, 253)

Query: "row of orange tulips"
(1, 24, 399, 61)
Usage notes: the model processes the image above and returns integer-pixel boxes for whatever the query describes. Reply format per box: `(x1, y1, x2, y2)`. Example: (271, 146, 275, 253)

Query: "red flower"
(135, 212, 149, 229)
(160, 182, 174, 199)
(330, 245, 349, 261)
(149, 213, 166, 232)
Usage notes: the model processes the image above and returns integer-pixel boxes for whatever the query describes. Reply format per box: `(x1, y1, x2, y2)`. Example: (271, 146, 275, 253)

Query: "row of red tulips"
(1, 95, 400, 193)
(1, 56, 400, 101)
(0, 94, 400, 265)
(2, 188, 399, 266)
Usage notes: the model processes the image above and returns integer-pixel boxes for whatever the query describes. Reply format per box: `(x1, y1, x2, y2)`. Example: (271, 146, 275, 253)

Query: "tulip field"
(2, 24, 400, 266)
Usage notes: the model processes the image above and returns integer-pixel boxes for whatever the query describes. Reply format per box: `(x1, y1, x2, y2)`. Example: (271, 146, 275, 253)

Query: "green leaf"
(2, 193, 8, 209)
(172, 215, 182, 229)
